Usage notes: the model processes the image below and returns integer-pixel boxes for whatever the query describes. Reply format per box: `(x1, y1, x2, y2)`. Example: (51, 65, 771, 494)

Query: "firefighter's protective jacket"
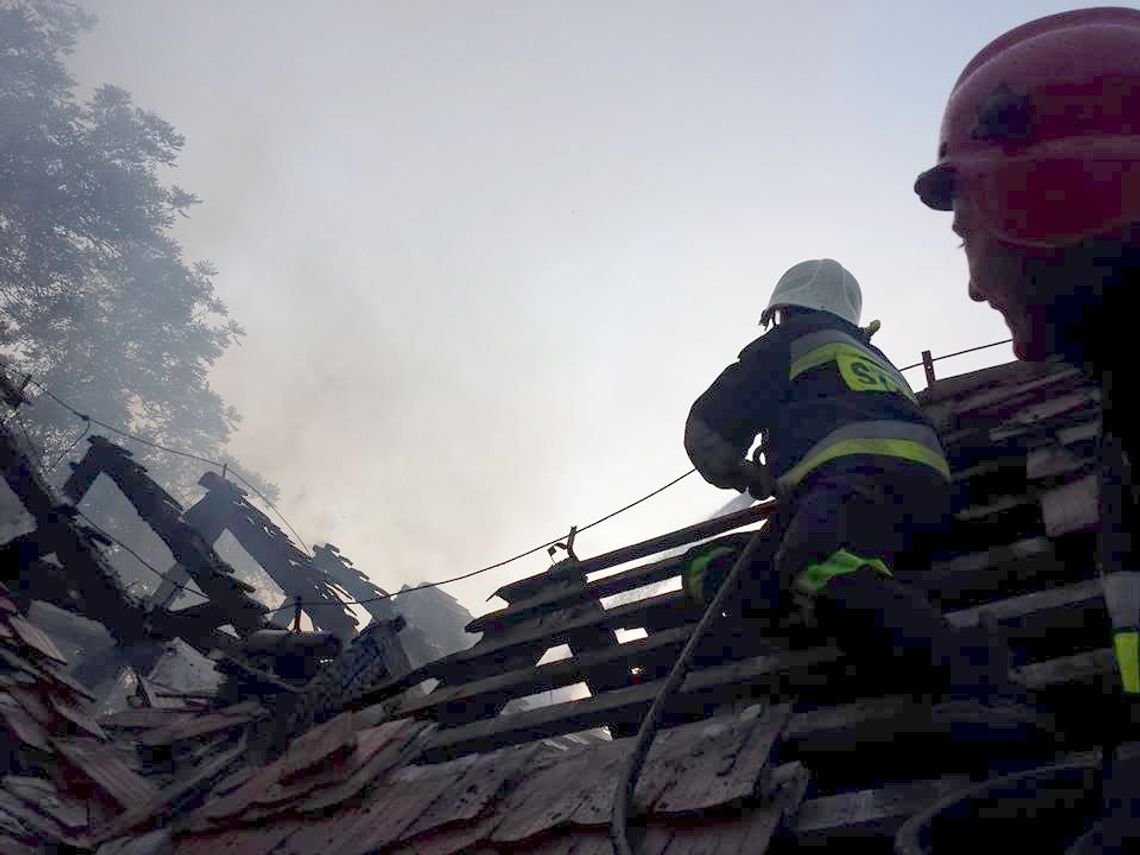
(686, 311, 949, 492)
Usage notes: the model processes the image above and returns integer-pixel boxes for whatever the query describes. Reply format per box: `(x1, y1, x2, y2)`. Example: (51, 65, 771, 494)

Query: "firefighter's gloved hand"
(685, 416, 752, 491)
(742, 460, 776, 500)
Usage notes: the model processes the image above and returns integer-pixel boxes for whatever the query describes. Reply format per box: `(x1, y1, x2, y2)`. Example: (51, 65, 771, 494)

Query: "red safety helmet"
(915, 7, 1140, 248)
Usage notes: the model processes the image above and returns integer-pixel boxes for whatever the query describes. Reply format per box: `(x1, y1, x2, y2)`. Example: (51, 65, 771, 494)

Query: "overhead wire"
(2, 334, 1012, 615)
(30, 380, 310, 551)
(898, 338, 1013, 372)
(73, 509, 208, 604)
(2, 362, 701, 613)
(46, 418, 90, 473)
(262, 468, 698, 613)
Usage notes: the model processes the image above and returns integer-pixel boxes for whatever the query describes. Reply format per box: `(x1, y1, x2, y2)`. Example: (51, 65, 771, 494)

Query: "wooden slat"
(403, 576, 1103, 747)
(947, 579, 1108, 661)
(1058, 419, 1101, 446)
(954, 493, 1037, 523)
(1016, 647, 1114, 692)
(397, 576, 1105, 731)
(917, 537, 1077, 610)
(436, 568, 605, 727)
(494, 501, 776, 604)
(386, 625, 693, 723)
(789, 776, 970, 841)
(414, 589, 699, 688)
(470, 529, 763, 638)
(988, 389, 1101, 442)
(416, 647, 841, 762)
(946, 578, 1102, 629)
(942, 365, 1084, 422)
(469, 551, 688, 636)
(920, 360, 1058, 407)
(368, 551, 1100, 724)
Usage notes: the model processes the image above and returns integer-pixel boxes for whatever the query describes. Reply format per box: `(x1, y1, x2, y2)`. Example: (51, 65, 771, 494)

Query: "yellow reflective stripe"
(795, 548, 892, 596)
(790, 342, 917, 402)
(1114, 630, 1140, 694)
(780, 437, 951, 486)
(790, 342, 855, 379)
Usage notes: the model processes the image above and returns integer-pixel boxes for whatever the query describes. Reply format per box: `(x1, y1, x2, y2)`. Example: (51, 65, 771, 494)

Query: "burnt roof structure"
(84, 357, 1123, 853)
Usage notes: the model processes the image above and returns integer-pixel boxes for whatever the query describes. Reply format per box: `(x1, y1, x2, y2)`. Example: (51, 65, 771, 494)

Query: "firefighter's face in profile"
(954, 196, 1051, 362)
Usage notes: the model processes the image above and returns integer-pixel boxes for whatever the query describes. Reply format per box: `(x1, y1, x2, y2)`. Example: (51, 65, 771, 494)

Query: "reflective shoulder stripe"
(789, 330, 916, 401)
(794, 548, 892, 596)
(1114, 629, 1140, 694)
(790, 341, 862, 378)
(777, 421, 951, 487)
(683, 545, 736, 606)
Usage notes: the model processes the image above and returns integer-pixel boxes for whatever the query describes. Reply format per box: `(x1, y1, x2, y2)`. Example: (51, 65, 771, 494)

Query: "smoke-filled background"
(11, 0, 1075, 619)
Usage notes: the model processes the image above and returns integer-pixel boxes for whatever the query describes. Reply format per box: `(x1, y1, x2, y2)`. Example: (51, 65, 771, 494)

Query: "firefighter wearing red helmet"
(916, 6, 1140, 366)
(917, 9, 1140, 850)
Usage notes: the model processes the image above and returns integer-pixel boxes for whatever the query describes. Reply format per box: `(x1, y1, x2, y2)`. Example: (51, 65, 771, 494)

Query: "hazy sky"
(64, 1, 1078, 618)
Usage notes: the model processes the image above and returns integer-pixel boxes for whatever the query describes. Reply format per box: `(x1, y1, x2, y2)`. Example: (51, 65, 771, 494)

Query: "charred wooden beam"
(62, 437, 265, 634)
(311, 544, 394, 625)
(0, 424, 149, 645)
(183, 472, 357, 640)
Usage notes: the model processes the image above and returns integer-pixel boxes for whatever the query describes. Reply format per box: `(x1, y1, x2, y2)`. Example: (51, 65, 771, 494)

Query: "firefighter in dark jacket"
(915, 10, 1140, 846)
(684, 258, 1014, 704)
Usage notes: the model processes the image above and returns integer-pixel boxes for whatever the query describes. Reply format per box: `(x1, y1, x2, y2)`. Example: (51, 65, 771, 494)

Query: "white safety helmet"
(760, 259, 862, 328)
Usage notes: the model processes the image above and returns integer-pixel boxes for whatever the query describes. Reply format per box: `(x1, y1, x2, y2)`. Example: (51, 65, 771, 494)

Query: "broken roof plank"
(3, 776, 87, 834)
(386, 624, 692, 724)
(137, 704, 263, 747)
(1017, 647, 1115, 692)
(357, 588, 706, 708)
(417, 648, 838, 762)
(275, 712, 356, 784)
(54, 738, 159, 809)
(430, 589, 698, 680)
(490, 704, 790, 844)
(920, 360, 1060, 405)
(94, 742, 248, 841)
(398, 743, 544, 841)
(650, 702, 788, 814)
(191, 718, 424, 830)
(6, 615, 67, 664)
